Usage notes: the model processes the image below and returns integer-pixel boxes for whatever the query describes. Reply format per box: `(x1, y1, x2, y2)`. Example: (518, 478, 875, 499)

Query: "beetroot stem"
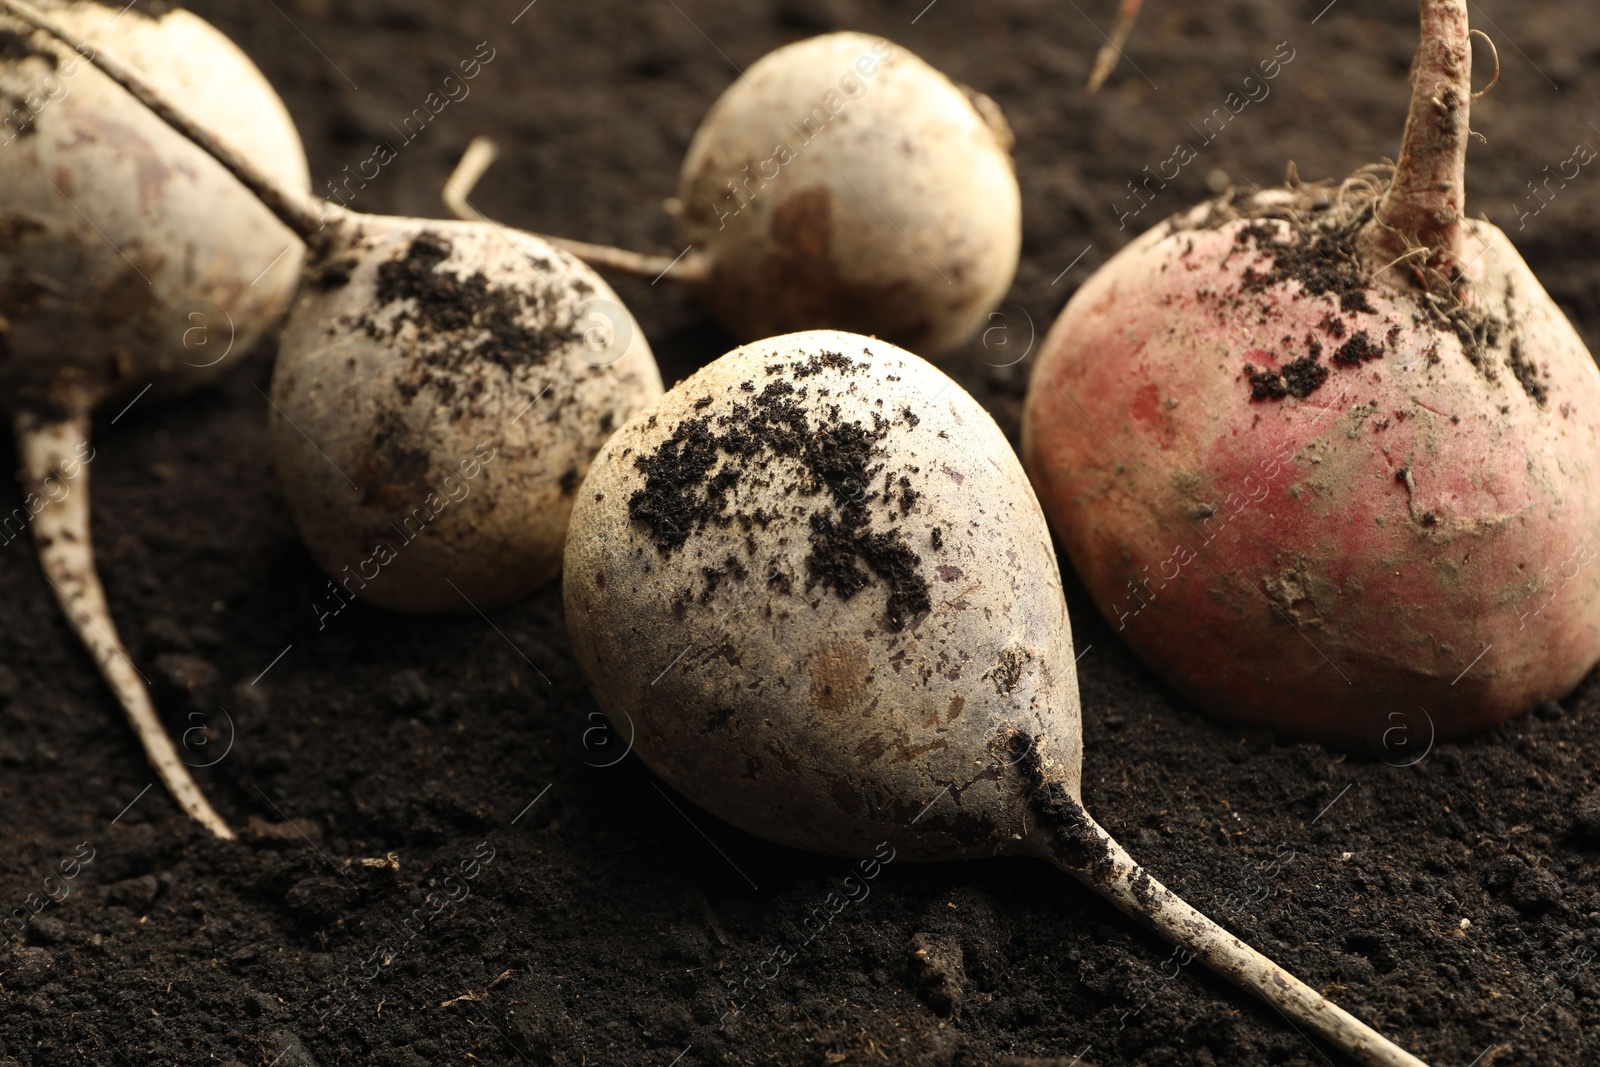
(16, 413, 236, 841)
(442, 136, 712, 287)
(1369, 0, 1474, 274)
(1048, 814, 1431, 1067)
(541, 234, 712, 287)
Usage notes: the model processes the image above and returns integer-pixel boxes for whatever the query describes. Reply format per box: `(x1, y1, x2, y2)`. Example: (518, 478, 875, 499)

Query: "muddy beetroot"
(566, 330, 1432, 1067)
(445, 32, 1021, 357)
(1022, 0, 1600, 744)
(0, 0, 665, 615)
(0, 0, 309, 838)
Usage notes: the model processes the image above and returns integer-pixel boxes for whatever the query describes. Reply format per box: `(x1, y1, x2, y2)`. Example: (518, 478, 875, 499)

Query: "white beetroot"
(1, 0, 313, 839)
(0, 0, 664, 616)
(564, 331, 1432, 1067)
(274, 217, 660, 612)
(444, 32, 1021, 358)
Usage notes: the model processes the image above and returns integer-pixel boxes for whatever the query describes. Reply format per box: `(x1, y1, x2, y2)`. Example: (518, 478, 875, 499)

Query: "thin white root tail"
(1063, 815, 1431, 1067)
(442, 136, 711, 286)
(16, 413, 236, 840)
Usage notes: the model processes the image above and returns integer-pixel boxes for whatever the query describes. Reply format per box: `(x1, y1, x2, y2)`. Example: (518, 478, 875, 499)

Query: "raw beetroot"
(444, 32, 1021, 358)
(565, 331, 1433, 1067)
(0, 0, 664, 616)
(0, 0, 309, 838)
(1022, 0, 1600, 744)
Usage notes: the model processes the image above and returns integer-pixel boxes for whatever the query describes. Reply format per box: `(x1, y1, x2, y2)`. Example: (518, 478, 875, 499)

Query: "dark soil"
(369, 231, 571, 399)
(1235, 215, 1377, 316)
(1246, 356, 1327, 401)
(628, 356, 930, 631)
(1331, 330, 1383, 367)
(5, 2, 1600, 1065)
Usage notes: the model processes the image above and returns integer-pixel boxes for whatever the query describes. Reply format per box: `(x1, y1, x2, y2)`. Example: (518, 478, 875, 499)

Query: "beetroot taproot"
(0, 0, 309, 838)
(1022, 0, 1600, 744)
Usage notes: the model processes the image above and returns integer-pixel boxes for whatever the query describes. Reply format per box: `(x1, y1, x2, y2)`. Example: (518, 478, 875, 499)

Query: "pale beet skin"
(1023, 2, 1600, 744)
(564, 331, 1080, 860)
(272, 217, 663, 614)
(670, 32, 1021, 358)
(0, 0, 307, 415)
(0, 0, 666, 618)
(444, 32, 1020, 358)
(0, 0, 309, 839)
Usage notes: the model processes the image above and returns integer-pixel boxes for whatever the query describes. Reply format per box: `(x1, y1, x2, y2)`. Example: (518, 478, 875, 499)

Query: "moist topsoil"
(3, 1, 1600, 1064)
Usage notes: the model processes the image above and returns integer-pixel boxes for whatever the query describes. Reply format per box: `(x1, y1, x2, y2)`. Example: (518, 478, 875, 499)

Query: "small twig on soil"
(1087, 0, 1143, 93)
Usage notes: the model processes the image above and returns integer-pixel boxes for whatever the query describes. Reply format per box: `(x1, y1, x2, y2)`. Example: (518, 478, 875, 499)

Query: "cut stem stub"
(16, 413, 235, 840)
(1367, 0, 1475, 275)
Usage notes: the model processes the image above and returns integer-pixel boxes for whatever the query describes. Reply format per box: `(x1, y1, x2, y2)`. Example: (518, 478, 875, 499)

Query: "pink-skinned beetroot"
(1022, 0, 1600, 745)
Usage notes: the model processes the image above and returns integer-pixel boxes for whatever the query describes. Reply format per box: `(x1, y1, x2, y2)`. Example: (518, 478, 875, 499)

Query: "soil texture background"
(3, 1, 1600, 1065)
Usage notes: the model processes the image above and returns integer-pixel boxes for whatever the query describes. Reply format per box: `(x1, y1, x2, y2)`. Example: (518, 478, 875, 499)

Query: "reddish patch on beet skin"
(1129, 382, 1177, 448)
(1131, 382, 1162, 424)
